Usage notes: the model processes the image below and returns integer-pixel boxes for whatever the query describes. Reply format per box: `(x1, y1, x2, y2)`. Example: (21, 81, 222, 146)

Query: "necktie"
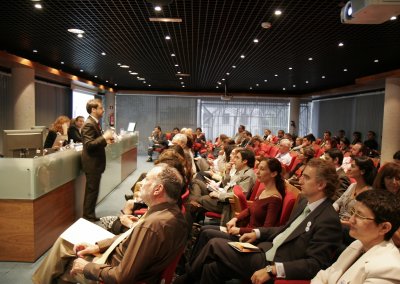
(265, 206, 311, 261)
(93, 215, 145, 264)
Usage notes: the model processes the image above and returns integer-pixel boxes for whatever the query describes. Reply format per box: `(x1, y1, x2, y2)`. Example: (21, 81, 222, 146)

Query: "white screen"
(127, 122, 136, 132)
(72, 90, 95, 119)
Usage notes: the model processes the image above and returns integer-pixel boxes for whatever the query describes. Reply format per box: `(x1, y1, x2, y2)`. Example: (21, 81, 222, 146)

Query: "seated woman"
(189, 158, 285, 261)
(286, 146, 315, 187)
(333, 156, 377, 224)
(373, 162, 400, 247)
(43, 115, 70, 149)
(312, 190, 400, 283)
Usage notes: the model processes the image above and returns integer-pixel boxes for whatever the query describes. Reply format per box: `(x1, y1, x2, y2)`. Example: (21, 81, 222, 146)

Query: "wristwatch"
(265, 264, 274, 278)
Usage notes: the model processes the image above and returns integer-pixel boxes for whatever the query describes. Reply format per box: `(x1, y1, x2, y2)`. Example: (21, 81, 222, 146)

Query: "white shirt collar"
(307, 197, 327, 212)
(90, 115, 99, 123)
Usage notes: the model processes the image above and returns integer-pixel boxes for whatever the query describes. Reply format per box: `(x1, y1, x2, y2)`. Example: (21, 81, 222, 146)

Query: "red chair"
(269, 146, 280, 158)
(231, 185, 248, 215)
(278, 188, 297, 226)
(205, 211, 222, 220)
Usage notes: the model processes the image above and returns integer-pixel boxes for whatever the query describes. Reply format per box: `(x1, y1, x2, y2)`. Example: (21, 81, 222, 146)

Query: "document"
(228, 242, 261, 253)
(60, 218, 115, 245)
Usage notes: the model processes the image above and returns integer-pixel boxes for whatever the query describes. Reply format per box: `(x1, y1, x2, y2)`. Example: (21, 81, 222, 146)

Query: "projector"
(341, 0, 400, 24)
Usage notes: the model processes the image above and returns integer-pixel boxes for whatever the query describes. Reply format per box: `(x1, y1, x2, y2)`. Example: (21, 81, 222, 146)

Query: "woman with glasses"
(312, 190, 400, 283)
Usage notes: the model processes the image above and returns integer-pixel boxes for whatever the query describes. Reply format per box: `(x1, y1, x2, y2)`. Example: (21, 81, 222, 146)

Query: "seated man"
(176, 158, 342, 283)
(147, 126, 168, 162)
(324, 148, 351, 200)
(312, 190, 400, 283)
(32, 164, 187, 284)
(190, 149, 256, 225)
(275, 138, 292, 166)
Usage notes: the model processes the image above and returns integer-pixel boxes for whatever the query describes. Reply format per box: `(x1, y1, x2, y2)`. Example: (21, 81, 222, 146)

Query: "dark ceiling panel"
(0, 0, 399, 94)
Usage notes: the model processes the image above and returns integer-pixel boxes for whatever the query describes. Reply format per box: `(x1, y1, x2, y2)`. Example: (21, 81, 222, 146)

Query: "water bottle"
(34, 148, 41, 158)
(69, 139, 75, 149)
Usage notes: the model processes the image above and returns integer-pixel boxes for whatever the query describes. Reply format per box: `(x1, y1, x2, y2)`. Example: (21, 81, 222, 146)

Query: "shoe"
(146, 157, 153, 162)
(125, 194, 134, 201)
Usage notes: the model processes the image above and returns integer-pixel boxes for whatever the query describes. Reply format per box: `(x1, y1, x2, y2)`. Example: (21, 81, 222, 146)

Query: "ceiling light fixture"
(253, 39, 259, 43)
(288, 67, 293, 70)
(101, 52, 106, 55)
(374, 59, 379, 63)
(390, 16, 397, 20)
(154, 6, 162, 11)
(179, 77, 183, 80)
(338, 42, 344, 47)
(177, 71, 181, 74)
(306, 80, 309, 84)
(94, 75, 98, 78)
(175, 64, 179, 67)
(130, 72, 138, 75)
(61, 61, 64, 64)
(80, 69, 83, 72)
(120, 65, 130, 68)
(149, 17, 182, 23)
(282, 87, 286, 90)
(68, 28, 85, 34)
(226, 73, 230, 75)
(293, 84, 296, 87)
(308, 57, 313, 61)
(165, 35, 171, 40)
(33, 49, 38, 53)
(274, 74, 278, 77)
(343, 68, 348, 72)
(77, 34, 83, 38)
(232, 65, 236, 68)
(322, 75, 326, 79)
(34, 3, 42, 9)
(256, 84, 259, 87)
(171, 53, 176, 57)
(274, 10, 282, 16)
(264, 79, 267, 82)
(117, 63, 121, 65)
(261, 22, 272, 29)
(148, 84, 152, 86)
(115, 83, 118, 86)
(240, 55, 245, 59)
(222, 78, 225, 81)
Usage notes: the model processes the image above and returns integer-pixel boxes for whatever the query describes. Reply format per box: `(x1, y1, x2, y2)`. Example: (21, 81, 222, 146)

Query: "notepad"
(228, 242, 261, 253)
(60, 218, 115, 245)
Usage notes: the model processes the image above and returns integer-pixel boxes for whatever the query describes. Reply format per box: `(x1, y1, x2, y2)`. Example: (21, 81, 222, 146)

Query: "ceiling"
(0, 0, 399, 95)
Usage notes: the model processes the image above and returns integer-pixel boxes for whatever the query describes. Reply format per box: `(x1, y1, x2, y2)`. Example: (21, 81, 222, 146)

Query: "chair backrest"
(231, 185, 248, 215)
(269, 146, 280, 158)
(279, 183, 300, 226)
(160, 246, 185, 284)
(289, 156, 301, 172)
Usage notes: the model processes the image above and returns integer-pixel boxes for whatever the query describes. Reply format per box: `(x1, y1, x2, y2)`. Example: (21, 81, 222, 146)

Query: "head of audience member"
(168, 144, 193, 182)
(172, 133, 188, 149)
(366, 131, 376, 141)
(238, 125, 245, 134)
(351, 142, 367, 157)
(224, 144, 236, 163)
(284, 133, 293, 142)
(299, 158, 339, 202)
(235, 149, 255, 171)
(339, 137, 350, 150)
(299, 146, 315, 164)
(337, 129, 346, 139)
(172, 127, 180, 135)
(303, 133, 316, 146)
(229, 147, 242, 166)
(295, 137, 303, 147)
(139, 163, 183, 207)
(279, 139, 291, 154)
(351, 190, 400, 250)
(195, 127, 203, 136)
(51, 115, 70, 134)
(323, 130, 332, 141)
(186, 134, 193, 149)
(348, 156, 377, 186)
(352, 131, 362, 144)
(180, 127, 187, 134)
(73, 116, 84, 129)
(277, 129, 285, 139)
(373, 162, 400, 195)
(324, 148, 344, 168)
(394, 150, 400, 165)
(250, 136, 262, 147)
(184, 128, 193, 137)
(86, 99, 104, 119)
(257, 158, 286, 199)
(155, 149, 188, 189)
(153, 126, 162, 135)
(264, 129, 271, 137)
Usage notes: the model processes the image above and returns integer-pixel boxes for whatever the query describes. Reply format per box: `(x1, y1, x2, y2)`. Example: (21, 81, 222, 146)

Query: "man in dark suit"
(176, 158, 343, 283)
(81, 99, 114, 221)
(324, 148, 350, 200)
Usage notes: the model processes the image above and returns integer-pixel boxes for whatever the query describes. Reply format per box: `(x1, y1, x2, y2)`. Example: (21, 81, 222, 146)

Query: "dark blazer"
(67, 125, 83, 143)
(81, 116, 107, 174)
(334, 168, 351, 201)
(257, 197, 342, 280)
(44, 130, 57, 148)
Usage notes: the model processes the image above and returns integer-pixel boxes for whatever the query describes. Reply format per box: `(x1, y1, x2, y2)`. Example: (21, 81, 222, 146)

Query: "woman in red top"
(189, 158, 285, 261)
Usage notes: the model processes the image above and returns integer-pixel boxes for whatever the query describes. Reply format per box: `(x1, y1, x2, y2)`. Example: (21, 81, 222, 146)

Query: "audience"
(176, 159, 342, 283)
(312, 190, 400, 283)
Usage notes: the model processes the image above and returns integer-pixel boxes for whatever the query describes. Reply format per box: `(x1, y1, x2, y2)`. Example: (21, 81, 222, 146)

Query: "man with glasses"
(176, 159, 342, 283)
(312, 190, 400, 283)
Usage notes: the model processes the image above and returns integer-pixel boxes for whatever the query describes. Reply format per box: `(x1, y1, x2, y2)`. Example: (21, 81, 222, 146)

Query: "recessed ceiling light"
(343, 68, 348, 72)
(33, 49, 38, 53)
(226, 73, 230, 75)
(374, 59, 379, 63)
(305, 80, 309, 84)
(180, 82, 185, 84)
(149, 17, 182, 23)
(171, 53, 176, 57)
(130, 72, 138, 75)
(250, 87, 253, 90)
(143, 81, 146, 84)
(216, 86, 219, 89)
(117, 63, 121, 66)
(68, 28, 85, 34)
(322, 75, 326, 79)
(261, 22, 272, 29)
(154, 6, 162, 11)
(253, 39, 259, 43)
(274, 74, 278, 77)
(148, 84, 152, 86)
(175, 64, 179, 67)
(114, 83, 118, 86)
(179, 77, 183, 80)
(177, 71, 181, 74)
(165, 35, 171, 40)
(94, 75, 98, 78)
(240, 55, 245, 59)
(274, 10, 282, 16)
(288, 67, 293, 70)
(282, 87, 286, 90)
(34, 3, 42, 9)
(101, 52, 106, 56)
(77, 34, 83, 38)
(338, 42, 344, 47)
(222, 78, 225, 81)
(61, 61, 64, 64)
(232, 65, 236, 68)
(293, 84, 296, 87)
(120, 65, 129, 68)
(80, 69, 83, 72)
(182, 85, 186, 88)
(264, 79, 267, 82)
(217, 82, 222, 85)
(308, 57, 313, 61)
(106, 80, 109, 82)
(256, 84, 259, 87)
(390, 16, 397, 20)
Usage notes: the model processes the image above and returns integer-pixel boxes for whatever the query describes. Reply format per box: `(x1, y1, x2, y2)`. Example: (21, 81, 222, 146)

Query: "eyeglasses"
(350, 208, 375, 221)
